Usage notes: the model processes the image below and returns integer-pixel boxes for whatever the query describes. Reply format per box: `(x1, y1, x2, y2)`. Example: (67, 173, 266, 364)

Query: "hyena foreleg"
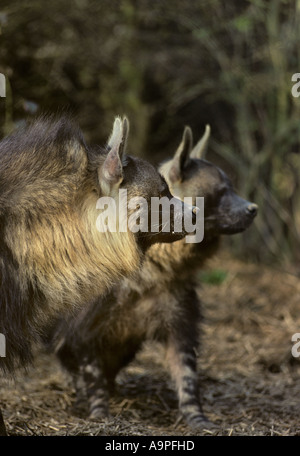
(165, 336, 208, 428)
(164, 289, 211, 429)
(76, 356, 110, 419)
(73, 336, 143, 419)
(55, 337, 110, 419)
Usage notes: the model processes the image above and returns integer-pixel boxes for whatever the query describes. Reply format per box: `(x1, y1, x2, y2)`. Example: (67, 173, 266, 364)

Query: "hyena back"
(53, 125, 258, 429)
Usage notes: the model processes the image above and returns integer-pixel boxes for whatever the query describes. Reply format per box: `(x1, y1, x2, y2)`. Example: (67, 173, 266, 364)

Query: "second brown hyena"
(0, 114, 194, 435)
(51, 125, 258, 429)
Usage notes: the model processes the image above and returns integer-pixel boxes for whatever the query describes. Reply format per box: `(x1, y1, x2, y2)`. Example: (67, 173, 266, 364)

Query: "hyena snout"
(237, 199, 258, 221)
(218, 194, 258, 234)
(245, 202, 258, 217)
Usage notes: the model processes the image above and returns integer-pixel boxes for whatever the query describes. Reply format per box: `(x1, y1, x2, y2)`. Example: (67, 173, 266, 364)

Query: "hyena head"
(159, 125, 258, 238)
(93, 116, 197, 249)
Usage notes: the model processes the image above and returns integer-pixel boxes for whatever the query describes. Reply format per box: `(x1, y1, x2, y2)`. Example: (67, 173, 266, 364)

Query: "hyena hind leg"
(77, 357, 110, 420)
(165, 338, 214, 430)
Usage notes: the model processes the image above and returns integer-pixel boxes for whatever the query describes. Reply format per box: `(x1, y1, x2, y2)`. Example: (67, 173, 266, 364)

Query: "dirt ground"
(1, 249, 300, 436)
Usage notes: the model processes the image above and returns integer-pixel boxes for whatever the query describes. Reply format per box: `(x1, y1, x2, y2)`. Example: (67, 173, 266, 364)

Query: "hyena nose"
(246, 203, 258, 216)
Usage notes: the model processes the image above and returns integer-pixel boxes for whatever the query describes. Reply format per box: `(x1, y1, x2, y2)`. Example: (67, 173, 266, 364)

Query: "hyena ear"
(168, 126, 193, 183)
(189, 124, 211, 159)
(98, 116, 129, 194)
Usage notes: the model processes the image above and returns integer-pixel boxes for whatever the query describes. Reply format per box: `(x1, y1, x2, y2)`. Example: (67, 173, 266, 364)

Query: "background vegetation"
(0, 0, 299, 265)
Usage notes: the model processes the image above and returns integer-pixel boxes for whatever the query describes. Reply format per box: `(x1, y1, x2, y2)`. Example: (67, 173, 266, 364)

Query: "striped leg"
(72, 338, 142, 420)
(79, 357, 110, 419)
(165, 336, 211, 429)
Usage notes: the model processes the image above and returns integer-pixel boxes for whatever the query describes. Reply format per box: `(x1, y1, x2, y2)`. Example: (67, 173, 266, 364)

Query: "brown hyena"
(0, 115, 195, 435)
(51, 124, 258, 429)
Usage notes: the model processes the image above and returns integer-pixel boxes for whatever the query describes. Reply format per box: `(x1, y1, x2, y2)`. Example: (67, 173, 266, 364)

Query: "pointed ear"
(98, 116, 130, 194)
(190, 124, 211, 159)
(168, 126, 193, 183)
(106, 116, 129, 160)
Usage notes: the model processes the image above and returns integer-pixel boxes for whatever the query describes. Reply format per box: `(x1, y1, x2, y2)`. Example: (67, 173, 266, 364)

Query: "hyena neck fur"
(126, 235, 220, 291)
(2, 142, 142, 312)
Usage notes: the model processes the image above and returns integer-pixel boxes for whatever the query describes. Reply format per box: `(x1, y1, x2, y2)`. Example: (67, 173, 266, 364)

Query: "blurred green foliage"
(198, 269, 228, 286)
(0, 0, 299, 264)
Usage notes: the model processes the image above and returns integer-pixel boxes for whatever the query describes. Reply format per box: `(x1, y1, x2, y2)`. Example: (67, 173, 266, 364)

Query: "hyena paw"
(185, 414, 218, 431)
(88, 406, 110, 421)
